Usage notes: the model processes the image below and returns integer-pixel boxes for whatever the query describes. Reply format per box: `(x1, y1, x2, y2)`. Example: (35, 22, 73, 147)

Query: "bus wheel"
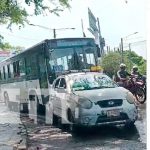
(4, 92, 10, 109)
(20, 103, 29, 114)
(29, 93, 37, 122)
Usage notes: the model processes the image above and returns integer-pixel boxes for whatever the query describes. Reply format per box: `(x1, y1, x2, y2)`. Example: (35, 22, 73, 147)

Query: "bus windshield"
(49, 46, 97, 72)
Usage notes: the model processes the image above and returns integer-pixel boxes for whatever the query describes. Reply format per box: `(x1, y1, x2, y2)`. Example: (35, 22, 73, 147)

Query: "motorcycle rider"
(116, 63, 131, 87)
(131, 65, 146, 83)
(131, 65, 142, 77)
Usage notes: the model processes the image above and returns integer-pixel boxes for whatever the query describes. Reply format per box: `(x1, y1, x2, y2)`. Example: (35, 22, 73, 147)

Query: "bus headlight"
(126, 92, 135, 104)
(78, 98, 93, 109)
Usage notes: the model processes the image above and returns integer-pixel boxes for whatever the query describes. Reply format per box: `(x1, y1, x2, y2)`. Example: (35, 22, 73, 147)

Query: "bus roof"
(0, 37, 95, 65)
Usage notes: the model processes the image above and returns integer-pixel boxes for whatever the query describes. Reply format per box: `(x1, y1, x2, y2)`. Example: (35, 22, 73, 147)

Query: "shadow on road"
(70, 125, 140, 142)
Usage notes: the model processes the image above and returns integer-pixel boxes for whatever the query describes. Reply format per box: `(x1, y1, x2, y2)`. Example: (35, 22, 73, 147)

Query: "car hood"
(73, 87, 128, 102)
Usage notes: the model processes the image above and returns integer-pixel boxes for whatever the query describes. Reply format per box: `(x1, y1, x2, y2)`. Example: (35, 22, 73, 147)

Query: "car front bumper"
(75, 101, 138, 127)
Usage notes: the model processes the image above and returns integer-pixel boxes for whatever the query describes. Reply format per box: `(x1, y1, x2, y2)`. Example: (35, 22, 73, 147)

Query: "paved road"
(22, 103, 146, 150)
(0, 102, 26, 150)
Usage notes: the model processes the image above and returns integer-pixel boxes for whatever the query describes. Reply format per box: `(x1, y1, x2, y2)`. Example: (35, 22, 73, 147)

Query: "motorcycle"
(116, 75, 146, 104)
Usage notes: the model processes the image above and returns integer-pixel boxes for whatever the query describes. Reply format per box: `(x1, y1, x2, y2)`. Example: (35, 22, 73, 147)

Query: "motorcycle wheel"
(135, 87, 146, 104)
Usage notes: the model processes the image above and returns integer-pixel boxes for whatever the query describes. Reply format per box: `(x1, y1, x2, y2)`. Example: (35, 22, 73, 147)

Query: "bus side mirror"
(96, 45, 101, 57)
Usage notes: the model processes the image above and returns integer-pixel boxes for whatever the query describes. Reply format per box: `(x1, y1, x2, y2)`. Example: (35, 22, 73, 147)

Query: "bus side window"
(7, 64, 11, 78)
(25, 57, 31, 75)
(0, 69, 2, 80)
(19, 59, 26, 76)
(5, 66, 8, 80)
(1, 68, 4, 81)
(26, 55, 37, 76)
(3, 66, 6, 80)
(10, 64, 14, 78)
(13, 61, 20, 77)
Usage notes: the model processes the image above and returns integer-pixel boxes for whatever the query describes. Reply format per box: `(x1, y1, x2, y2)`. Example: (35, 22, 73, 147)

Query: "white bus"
(0, 38, 100, 122)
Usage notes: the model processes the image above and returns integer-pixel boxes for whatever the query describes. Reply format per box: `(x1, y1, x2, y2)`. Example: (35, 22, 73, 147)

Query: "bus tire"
(4, 92, 10, 109)
(20, 103, 29, 114)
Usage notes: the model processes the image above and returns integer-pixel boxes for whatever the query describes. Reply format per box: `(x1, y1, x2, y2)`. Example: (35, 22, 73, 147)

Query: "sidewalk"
(0, 102, 27, 150)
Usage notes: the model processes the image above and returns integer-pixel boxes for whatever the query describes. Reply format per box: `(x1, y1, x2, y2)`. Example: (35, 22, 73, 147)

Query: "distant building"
(0, 50, 10, 62)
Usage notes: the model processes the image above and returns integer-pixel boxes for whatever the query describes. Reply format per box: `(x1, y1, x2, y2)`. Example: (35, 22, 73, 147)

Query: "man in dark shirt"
(117, 63, 130, 87)
(131, 65, 146, 83)
(131, 66, 142, 77)
(117, 64, 130, 80)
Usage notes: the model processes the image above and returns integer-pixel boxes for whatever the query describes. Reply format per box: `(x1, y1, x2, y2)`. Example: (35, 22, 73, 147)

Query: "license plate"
(107, 110, 120, 117)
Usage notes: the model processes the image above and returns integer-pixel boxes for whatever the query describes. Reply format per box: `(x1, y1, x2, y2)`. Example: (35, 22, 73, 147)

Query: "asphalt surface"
(21, 103, 146, 150)
(0, 99, 146, 150)
(0, 102, 26, 150)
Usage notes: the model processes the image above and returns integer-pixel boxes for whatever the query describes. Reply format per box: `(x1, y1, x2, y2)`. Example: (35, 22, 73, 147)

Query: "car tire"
(65, 110, 78, 133)
(124, 121, 135, 129)
(53, 114, 59, 126)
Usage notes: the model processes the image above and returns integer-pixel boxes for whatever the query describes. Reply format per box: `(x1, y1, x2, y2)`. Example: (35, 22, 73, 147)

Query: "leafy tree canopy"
(0, 0, 71, 28)
(101, 51, 146, 77)
(0, 35, 24, 51)
(0, 0, 71, 50)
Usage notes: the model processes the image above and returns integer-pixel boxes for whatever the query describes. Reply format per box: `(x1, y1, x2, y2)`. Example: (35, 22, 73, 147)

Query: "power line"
(0, 31, 39, 41)
(130, 40, 146, 45)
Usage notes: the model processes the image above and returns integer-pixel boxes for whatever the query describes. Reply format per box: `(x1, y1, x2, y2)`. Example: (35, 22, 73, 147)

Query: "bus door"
(38, 53, 49, 105)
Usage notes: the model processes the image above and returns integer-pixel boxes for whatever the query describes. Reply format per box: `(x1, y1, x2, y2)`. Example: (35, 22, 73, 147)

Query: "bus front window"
(49, 46, 97, 73)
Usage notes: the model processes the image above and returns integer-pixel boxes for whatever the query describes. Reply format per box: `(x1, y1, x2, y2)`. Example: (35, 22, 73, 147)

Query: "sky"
(0, 0, 147, 58)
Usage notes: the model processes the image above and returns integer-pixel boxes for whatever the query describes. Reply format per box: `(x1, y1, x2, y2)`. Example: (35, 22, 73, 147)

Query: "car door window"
(54, 78, 60, 88)
(59, 78, 67, 89)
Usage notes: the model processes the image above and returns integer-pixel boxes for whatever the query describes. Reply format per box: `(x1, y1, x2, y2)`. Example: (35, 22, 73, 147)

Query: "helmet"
(120, 63, 126, 68)
(133, 65, 138, 71)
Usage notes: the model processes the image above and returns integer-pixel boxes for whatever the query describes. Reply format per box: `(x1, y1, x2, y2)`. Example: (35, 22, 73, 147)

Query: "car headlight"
(126, 92, 135, 104)
(78, 98, 93, 109)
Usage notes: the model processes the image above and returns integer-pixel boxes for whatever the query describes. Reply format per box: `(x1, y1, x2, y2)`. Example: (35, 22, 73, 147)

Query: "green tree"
(0, 42, 13, 50)
(101, 52, 122, 77)
(124, 50, 146, 74)
(0, 0, 70, 28)
(0, 0, 70, 50)
(101, 51, 146, 78)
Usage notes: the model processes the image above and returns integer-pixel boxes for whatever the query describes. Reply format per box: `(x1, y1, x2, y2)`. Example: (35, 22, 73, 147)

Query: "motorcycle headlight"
(126, 92, 135, 104)
(78, 98, 93, 109)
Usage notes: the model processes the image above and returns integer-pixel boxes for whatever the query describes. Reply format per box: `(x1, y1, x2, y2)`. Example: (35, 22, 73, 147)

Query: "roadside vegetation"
(101, 51, 146, 77)
(0, 0, 71, 48)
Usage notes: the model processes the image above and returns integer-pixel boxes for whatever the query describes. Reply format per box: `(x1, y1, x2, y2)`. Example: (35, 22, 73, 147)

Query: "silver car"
(50, 72, 138, 129)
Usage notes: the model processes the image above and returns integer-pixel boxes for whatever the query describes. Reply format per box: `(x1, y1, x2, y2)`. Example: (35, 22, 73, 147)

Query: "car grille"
(96, 99, 123, 108)
(96, 112, 129, 124)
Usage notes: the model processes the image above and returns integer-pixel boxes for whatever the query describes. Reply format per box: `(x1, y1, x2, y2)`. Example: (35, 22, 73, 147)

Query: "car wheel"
(124, 121, 135, 129)
(53, 113, 59, 126)
(65, 110, 78, 133)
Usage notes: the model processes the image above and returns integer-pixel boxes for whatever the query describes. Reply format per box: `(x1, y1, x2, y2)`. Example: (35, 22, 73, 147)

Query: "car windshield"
(71, 74, 118, 91)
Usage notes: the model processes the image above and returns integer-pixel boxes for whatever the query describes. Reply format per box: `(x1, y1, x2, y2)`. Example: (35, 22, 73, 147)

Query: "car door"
(57, 78, 68, 119)
(51, 78, 61, 116)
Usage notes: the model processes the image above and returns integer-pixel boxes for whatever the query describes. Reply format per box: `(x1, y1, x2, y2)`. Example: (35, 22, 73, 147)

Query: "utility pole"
(129, 43, 132, 71)
(97, 18, 103, 56)
(53, 29, 56, 38)
(120, 32, 138, 63)
(81, 19, 86, 37)
(121, 38, 124, 63)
